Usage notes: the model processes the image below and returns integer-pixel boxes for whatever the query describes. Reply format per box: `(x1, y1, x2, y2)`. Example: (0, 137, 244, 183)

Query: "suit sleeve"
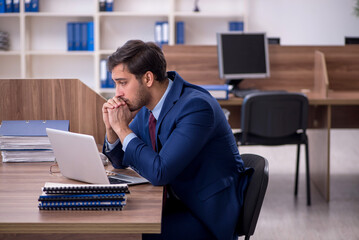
(124, 97, 215, 186)
(102, 111, 143, 169)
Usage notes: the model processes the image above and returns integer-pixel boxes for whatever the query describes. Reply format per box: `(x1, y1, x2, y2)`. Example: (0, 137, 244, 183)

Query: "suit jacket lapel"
(156, 71, 184, 136)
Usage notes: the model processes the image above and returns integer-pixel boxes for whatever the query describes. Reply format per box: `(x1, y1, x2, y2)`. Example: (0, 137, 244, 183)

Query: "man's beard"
(123, 83, 149, 112)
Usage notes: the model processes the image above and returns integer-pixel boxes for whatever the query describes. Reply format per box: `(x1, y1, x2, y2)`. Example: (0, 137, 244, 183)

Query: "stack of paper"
(38, 182, 129, 211)
(0, 120, 69, 162)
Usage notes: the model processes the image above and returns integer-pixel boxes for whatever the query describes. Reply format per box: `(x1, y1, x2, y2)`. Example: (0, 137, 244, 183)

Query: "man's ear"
(143, 71, 155, 87)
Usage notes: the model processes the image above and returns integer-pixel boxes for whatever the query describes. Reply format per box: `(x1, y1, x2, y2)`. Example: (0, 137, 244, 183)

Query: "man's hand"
(102, 97, 125, 143)
(103, 97, 138, 143)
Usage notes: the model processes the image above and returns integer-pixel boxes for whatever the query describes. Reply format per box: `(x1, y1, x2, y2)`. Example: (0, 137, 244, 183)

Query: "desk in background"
(163, 45, 359, 202)
(0, 161, 162, 240)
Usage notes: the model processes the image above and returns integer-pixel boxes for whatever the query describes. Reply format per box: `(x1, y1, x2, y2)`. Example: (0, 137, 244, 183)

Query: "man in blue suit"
(102, 40, 251, 240)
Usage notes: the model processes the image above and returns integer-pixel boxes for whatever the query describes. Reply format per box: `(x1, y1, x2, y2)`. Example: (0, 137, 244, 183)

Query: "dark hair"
(107, 40, 167, 82)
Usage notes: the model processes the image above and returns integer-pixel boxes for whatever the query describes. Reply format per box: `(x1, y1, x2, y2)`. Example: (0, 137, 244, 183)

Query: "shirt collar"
(149, 79, 173, 120)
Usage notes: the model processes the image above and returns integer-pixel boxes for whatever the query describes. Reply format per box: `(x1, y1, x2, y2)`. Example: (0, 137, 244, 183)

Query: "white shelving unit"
(0, 0, 246, 96)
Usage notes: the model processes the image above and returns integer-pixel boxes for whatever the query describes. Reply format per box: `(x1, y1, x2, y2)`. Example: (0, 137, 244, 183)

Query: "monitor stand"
(227, 79, 260, 98)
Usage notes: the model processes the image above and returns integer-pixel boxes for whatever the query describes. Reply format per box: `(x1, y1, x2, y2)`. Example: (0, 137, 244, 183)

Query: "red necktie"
(149, 112, 157, 151)
(149, 112, 169, 205)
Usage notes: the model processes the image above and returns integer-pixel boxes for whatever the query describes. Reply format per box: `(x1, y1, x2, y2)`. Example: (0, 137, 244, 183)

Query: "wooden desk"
(0, 162, 162, 240)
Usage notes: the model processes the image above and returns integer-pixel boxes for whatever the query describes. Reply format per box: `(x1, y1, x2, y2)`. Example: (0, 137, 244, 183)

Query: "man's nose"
(115, 86, 124, 97)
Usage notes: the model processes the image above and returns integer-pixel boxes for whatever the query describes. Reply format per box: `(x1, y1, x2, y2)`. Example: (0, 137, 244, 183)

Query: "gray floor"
(238, 129, 359, 240)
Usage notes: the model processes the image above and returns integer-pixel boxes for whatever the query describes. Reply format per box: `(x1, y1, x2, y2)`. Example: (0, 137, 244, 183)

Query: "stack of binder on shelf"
(67, 22, 94, 51)
(154, 21, 169, 46)
(0, 0, 19, 13)
(200, 84, 229, 100)
(0, 120, 69, 162)
(99, 0, 113, 12)
(0, 31, 9, 51)
(38, 182, 129, 211)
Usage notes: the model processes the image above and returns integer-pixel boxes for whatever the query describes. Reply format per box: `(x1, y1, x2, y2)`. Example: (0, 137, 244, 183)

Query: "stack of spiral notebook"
(38, 182, 130, 211)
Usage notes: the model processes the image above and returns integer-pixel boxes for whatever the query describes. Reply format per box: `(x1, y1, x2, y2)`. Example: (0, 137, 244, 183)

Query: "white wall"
(247, 0, 359, 45)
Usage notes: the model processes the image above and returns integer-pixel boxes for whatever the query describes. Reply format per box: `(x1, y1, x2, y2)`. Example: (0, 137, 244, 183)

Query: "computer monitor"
(217, 32, 270, 89)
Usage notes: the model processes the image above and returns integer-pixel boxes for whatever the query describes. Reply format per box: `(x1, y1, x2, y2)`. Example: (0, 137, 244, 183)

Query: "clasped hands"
(102, 97, 138, 143)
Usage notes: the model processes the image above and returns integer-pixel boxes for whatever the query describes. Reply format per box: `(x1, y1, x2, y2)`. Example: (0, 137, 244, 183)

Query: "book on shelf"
(100, 59, 115, 89)
(106, 0, 113, 12)
(24, 0, 30, 12)
(99, 0, 106, 12)
(229, 21, 244, 32)
(176, 21, 185, 44)
(87, 22, 94, 51)
(200, 84, 229, 100)
(5, 0, 12, 13)
(0, 120, 69, 162)
(31, 0, 39, 12)
(67, 23, 74, 51)
(12, 0, 19, 12)
(80, 22, 88, 51)
(0, 0, 5, 13)
(38, 182, 129, 211)
(74, 23, 81, 51)
(24, 0, 39, 12)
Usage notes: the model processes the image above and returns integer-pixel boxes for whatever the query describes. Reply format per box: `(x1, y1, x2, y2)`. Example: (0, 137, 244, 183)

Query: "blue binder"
(105, 0, 113, 11)
(0, 0, 5, 13)
(67, 22, 74, 51)
(24, 0, 31, 12)
(31, 0, 39, 12)
(0, 120, 69, 136)
(107, 71, 115, 88)
(229, 21, 244, 31)
(74, 22, 81, 51)
(12, 0, 19, 12)
(5, 0, 12, 12)
(87, 21, 94, 51)
(176, 21, 185, 44)
(80, 22, 88, 51)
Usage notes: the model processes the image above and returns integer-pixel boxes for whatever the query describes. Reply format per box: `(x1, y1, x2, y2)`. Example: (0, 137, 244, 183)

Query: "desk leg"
(308, 105, 331, 202)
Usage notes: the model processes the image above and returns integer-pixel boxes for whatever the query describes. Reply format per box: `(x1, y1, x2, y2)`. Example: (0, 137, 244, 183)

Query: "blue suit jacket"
(104, 71, 250, 240)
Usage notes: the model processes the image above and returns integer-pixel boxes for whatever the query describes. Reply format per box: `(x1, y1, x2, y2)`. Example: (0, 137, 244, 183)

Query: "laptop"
(46, 128, 149, 185)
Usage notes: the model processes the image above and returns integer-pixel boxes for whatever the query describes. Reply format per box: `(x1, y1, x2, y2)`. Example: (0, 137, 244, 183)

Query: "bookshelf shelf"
(24, 13, 94, 17)
(0, 0, 246, 95)
(25, 50, 95, 56)
(174, 12, 242, 18)
(99, 12, 168, 17)
(0, 51, 21, 56)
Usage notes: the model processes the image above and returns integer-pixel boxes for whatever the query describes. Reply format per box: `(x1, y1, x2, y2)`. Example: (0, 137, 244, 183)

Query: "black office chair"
(237, 153, 269, 240)
(234, 92, 311, 206)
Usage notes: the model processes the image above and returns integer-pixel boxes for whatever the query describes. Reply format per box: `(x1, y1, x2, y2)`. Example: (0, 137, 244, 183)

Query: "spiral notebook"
(46, 128, 149, 185)
(38, 182, 128, 211)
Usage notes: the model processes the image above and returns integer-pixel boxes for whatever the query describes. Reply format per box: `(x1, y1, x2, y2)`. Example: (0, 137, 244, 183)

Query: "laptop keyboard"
(108, 177, 131, 184)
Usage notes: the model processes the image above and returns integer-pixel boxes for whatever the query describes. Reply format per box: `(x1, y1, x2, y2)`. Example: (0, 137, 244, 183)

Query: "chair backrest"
(241, 92, 308, 142)
(237, 153, 269, 238)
